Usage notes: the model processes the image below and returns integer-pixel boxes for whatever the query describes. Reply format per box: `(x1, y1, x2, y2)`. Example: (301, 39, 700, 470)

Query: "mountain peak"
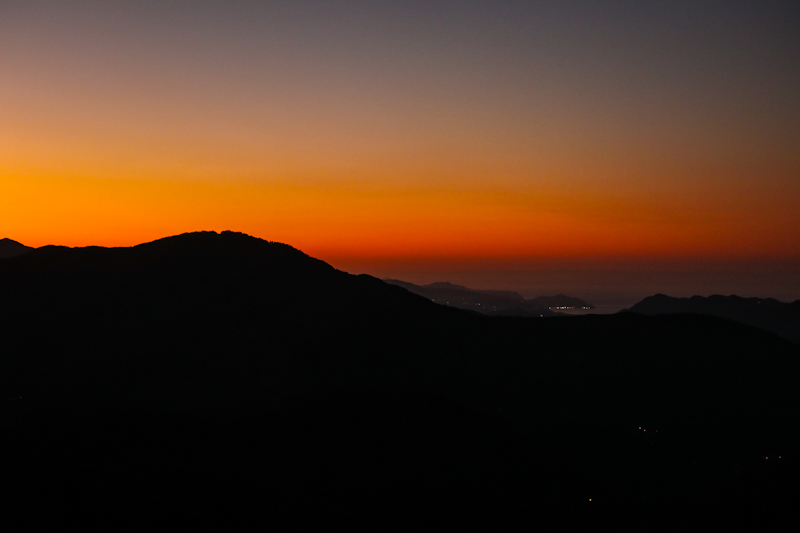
(133, 230, 311, 258)
(0, 238, 34, 258)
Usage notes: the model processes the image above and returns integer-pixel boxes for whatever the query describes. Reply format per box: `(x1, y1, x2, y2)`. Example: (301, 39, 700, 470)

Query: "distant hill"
(384, 279, 593, 316)
(1, 232, 798, 529)
(424, 281, 525, 301)
(0, 238, 33, 258)
(383, 278, 541, 315)
(626, 293, 800, 344)
(527, 294, 595, 310)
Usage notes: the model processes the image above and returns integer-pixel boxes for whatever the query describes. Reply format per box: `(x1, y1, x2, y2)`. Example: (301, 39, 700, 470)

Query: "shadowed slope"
(0, 230, 465, 411)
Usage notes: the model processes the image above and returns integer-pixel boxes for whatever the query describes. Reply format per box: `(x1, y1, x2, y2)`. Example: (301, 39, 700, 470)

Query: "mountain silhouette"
(2, 231, 798, 529)
(0, 238, 33, 258)
(384, 279, 593, 315)
(627, 293, 800, 343)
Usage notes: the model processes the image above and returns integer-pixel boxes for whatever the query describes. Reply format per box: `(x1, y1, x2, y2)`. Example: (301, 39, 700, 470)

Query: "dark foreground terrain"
(1, 232, 798, 530)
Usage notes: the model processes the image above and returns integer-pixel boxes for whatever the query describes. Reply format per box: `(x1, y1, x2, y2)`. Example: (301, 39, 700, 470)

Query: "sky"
(2, 1, 799, 301)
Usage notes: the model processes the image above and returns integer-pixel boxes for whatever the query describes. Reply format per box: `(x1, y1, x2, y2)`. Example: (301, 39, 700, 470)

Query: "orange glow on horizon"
(2, 172, 798, 267)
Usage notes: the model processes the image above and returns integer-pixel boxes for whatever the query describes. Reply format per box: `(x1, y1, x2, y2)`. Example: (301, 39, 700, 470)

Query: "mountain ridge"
(0, 237, 34, 258)
(627, 293, 800, 343)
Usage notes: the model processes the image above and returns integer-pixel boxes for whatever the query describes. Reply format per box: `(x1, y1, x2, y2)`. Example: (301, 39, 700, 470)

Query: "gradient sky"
(2, 1, 799, 300)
